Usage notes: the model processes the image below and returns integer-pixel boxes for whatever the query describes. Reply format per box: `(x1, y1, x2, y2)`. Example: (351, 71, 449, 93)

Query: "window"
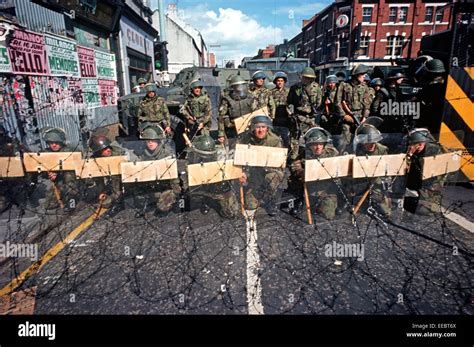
(362, 7, 373, 23)
(399, 7, 408, 23)
(435, 8, 443, 22)
(425, 6, 434, 22)
(386, 35, 404, 56)
(360, 36, 370, 55)
(389, 7, 397, 22)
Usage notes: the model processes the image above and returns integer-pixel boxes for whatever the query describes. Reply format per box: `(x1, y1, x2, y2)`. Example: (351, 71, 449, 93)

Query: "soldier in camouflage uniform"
(0, 125, 21, 212)
(271, 71, 291, 147)
(415, 59, 447, 135)
(239, 115, 284, 216)
(288, 127, 339, 220)
(335, 64, 372, 153)
(376, 72, 409, 133)
(84, 135, 125, 210)
(287, 67, 322, 160)
(132, 125, 181, 217)
(369, 78, 386, 116)
(186, 134, 239, 219)
(248, 71, 276, 119)
(37, 128, 78, 211)
(406, 128, 446, 215)
(321, 75, 343, 135)
(353, 124, 391, 217)
(218, 75, 256, 148)
(181, 79, 212, 137)
(137, 83, 172, 135)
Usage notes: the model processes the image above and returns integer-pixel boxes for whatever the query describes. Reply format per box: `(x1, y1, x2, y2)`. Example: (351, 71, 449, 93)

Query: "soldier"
(137, 77, 147, 90)
(218, 75, 255, 147)
(137, 83, 172, 135)
(321, 75, 342, 135)
(248, 71, 276, 119)
(287, 67, 323, 159)
(132, 125, 181, 217)
(186, 134, 239, 219)
(38, 128, 77, 211)
(0, 125, 21, 212)
(238, 115, 284, 216)
(369, 78, 386, 116)
(335, 71, 347, 84)
(406, 128, 446, 215)
(271, 71, 291, 147)
(353, 124, 391, 217)
(415, 59, 447, 135)
(288, 127, 339, 219)
(181, 79, 212, 137)
(85, 135, 125, 210)
(335, 64, 372, 153)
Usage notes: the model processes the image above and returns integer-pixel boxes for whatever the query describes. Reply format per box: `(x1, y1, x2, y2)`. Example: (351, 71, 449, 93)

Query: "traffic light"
(154, 41, 168, 71)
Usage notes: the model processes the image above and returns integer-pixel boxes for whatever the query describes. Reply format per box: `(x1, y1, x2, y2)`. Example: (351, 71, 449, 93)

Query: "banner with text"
(45, 34, 80, 77)
(7, 29, 48, 76)
(77, 45, 97, 78)
(82, 78, 100, 108)
(98, 79, 117, 106)
(95, 50, 116, 81)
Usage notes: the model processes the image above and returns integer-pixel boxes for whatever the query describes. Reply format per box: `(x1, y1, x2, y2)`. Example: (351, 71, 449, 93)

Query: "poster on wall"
(94, 50, 117, 81)
(98, 79, 117, 106)
(0, 44, 11, 72)
(77, 45, 97, 78)
(45, 34, 80, 77)
(7, 29, 48, 75)
(82, 77, 100, 108)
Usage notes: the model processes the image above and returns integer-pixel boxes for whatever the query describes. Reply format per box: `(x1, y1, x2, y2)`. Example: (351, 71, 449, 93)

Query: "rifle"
(341, 100, 362, 126)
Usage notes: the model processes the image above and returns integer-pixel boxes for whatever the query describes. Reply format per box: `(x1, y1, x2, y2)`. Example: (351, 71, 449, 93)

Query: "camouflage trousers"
(132, 180, 181, 213)
(310, 192, 338, 220)
(40, 172, 78, 210)
(244, 170, 284, 210)
(416, 185, 443, 215)
(338, 123, 353, 154)
(192, 189, 239, 219)
(289, 115, 316, 160)
(352, 179, 391, 217)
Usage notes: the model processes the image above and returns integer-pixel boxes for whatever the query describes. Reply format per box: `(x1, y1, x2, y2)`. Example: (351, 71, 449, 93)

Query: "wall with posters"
(0, 22, 120, 149)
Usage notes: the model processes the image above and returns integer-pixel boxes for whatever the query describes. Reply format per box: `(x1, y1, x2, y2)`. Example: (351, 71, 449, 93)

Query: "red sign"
(8, 30, 48, 75)
(98, 79, 117, 106)
(77, 45, 97, 78)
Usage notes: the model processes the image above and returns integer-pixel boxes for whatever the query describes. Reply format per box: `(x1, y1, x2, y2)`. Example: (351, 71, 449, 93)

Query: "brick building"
(296, 0, 454, 81)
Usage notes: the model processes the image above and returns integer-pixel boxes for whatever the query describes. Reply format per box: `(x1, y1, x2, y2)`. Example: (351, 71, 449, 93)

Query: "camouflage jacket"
(356, 143, 388, 157)
(336, 80, 371, 118)
(89, 146, 125, 200)
(182, 92, 212, 129)
(321, 87, 339, 115)
(287, 82, 322, 117)
(248, 86, 276, 119)
(137, 95, 170, 128)
(272, 87, 290, 127)
(218, 94, 255, 138)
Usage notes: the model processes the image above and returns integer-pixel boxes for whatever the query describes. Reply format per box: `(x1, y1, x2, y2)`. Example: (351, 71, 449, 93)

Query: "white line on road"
(444, 210, 474, 233)
(245, 212, 264, 315)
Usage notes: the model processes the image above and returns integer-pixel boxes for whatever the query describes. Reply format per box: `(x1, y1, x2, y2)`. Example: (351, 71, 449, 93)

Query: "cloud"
(272, 2, 328, 16)
(179, 5, 289, 65)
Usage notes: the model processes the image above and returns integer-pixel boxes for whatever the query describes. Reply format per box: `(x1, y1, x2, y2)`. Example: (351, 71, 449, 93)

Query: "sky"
(149, 0, 331, 66)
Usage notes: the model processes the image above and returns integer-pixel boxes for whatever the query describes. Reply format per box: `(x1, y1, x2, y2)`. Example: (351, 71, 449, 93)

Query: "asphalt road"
(0, 185, 472, 314)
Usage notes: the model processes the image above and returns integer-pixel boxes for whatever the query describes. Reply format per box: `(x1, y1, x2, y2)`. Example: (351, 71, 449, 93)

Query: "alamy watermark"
(380, 99, 420, 119)
(0, 241, 38, 261)
(325, 241, 365, 261)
